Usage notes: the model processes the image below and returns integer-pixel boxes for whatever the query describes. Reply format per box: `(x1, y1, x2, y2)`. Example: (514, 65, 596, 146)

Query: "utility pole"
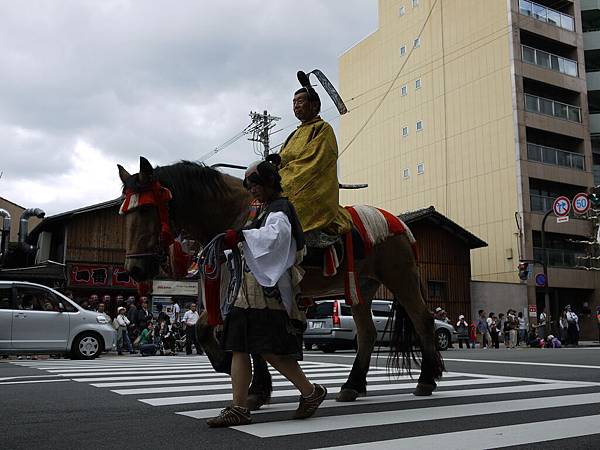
(247, 110, 280, 159)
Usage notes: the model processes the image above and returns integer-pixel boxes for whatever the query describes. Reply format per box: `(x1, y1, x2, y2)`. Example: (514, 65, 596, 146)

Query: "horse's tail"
(386, 300, 421, 377)
(386, 299, 445, 382)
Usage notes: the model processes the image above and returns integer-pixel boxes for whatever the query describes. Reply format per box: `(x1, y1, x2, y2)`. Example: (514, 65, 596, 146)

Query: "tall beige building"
(339, 0, 599, 337)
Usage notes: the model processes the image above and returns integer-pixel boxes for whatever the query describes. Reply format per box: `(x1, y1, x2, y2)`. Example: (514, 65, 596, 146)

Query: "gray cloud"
(0, 0, 377, 214)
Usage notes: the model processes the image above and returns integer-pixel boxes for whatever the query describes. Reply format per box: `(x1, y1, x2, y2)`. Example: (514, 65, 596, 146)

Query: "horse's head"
(117, 156, 173, 282)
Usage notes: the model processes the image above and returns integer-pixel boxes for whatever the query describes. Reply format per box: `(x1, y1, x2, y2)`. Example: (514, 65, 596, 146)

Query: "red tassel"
(169, 241, 189, 278)
(204, 267, 223, 326)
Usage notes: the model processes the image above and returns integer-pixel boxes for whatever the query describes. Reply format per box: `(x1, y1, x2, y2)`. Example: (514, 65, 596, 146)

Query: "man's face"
(191, 304, 197, 311)
(98, 303, 105, 312)
(293, 92, 318, 122)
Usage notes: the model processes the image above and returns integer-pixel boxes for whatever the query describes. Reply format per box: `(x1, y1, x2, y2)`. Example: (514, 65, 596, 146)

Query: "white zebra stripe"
(232, 392, 600, 437)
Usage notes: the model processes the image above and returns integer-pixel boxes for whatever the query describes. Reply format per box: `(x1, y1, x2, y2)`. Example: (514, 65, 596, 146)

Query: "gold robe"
(279, 116, 352, 235)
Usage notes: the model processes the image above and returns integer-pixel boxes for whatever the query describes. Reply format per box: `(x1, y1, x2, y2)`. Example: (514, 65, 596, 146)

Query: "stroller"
(171, 322, 187, 353)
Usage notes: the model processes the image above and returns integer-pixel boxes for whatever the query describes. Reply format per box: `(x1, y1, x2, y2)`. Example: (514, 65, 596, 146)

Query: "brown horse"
(117, 157, 444, 406)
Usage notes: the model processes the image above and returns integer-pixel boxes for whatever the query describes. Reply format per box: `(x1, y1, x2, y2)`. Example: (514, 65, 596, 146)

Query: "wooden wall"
(66, 206, 126, 265)
(376, 220, 474, 323)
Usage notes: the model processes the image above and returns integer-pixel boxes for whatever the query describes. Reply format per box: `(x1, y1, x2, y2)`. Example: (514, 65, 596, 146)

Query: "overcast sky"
(0, 0, 377, 215)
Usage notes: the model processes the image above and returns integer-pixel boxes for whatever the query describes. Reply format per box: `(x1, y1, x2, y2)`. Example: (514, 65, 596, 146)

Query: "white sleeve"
(241, 211, 296, 287)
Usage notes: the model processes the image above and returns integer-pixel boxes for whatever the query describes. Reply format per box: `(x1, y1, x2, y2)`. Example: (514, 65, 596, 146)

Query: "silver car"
(0, 281, 116, 359)
(304, 299, 457, 352)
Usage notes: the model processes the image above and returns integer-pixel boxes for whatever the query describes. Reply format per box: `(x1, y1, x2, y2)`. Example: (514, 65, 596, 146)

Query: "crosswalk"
(10, 356, 600, 448)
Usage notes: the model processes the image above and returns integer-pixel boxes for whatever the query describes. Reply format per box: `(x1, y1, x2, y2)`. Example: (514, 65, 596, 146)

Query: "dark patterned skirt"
(222, 307, 304, 360)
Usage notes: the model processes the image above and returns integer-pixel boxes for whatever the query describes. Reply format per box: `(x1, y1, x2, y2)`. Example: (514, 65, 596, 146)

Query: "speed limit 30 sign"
(573, 192, 590, 215)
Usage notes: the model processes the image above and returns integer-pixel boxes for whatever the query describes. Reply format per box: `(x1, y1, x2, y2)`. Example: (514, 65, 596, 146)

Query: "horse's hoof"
(336, 389, 365, 402)
(247, 394, 270, 411)
(413, 382, 436, 396)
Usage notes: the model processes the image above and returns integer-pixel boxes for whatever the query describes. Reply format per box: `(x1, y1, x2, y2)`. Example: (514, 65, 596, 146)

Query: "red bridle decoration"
(120, 180, 174, 247)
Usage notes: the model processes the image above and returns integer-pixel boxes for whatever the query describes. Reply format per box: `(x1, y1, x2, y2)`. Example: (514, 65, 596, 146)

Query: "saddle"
(301, 227, 365, 271)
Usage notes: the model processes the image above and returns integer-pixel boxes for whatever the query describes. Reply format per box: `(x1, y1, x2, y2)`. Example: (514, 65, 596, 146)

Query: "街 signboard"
(152, 280, 199, 297)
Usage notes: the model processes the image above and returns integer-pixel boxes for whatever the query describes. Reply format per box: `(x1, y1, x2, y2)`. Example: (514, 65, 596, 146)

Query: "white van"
(0, 281, 116, 359)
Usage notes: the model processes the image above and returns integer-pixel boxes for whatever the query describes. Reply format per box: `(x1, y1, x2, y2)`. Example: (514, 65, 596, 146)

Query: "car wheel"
(436, 329, 451, 351)
(71, 332, 102, 360)
(321, 345, 336, 353)
(304, 343, 313, 351)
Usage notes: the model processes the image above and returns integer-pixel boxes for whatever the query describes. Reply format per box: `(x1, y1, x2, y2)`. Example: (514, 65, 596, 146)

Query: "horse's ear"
(117, 164, 131, 183)
(139, 156, 154, 184)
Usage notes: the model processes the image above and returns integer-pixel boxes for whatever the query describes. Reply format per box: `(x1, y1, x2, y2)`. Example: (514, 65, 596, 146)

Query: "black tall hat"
(296, 69, 348, 115)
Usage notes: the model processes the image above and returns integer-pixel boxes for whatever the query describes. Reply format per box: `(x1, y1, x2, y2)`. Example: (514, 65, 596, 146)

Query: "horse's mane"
(155, 161, 236, 217)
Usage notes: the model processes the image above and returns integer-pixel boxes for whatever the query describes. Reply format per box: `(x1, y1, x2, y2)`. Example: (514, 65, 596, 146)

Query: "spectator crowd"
(433, 304, 585, 349)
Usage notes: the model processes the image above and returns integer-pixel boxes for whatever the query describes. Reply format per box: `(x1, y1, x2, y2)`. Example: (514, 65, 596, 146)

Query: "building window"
(403, 168, 410, 178)
(400, 45, 406, 56)
(415, 78, 421, 89)
(412, 0, 419, 7)
(428, 281, 446, 299)
(401, 85, 408, 96)
(416, 120, 423, 131)
(414, 37, 421, 48)
(399, 5, 405, 16)
(402, 126, 409, 137)
(417, 162, 425, 174)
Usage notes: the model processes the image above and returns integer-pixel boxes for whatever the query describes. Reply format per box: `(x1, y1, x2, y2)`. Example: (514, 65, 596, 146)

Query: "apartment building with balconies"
(338, 0, 599, 338)
(582, 1, 600, 183)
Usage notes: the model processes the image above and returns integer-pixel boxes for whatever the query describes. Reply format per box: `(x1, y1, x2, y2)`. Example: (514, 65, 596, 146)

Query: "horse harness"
(119, 178, 175, 273)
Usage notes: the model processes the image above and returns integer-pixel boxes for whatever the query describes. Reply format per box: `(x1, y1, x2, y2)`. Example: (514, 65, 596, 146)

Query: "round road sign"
(535, 273, 546, 287)
(572, 192, 590, 215)
(552, 196, 570, 217)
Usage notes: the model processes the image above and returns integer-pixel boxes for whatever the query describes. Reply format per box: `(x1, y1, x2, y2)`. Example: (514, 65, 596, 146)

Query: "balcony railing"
(527, 143, 585, 170)
(519, 0, 575, 32)
(521, 45, 578, 77)
(533, 247, 590, 268)
(530, 194, 556, 212)
(525, 94, 581, 123)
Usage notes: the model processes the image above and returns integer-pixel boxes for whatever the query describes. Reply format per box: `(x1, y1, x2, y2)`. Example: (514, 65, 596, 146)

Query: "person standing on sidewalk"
(476, 310, 491, 349)
(183, 303, 202, 355)
(115, 307, 136, 355)
(505, 310, 518, 349)
(517, 311, 527, 346)
(537, 308, 547, 340)
(456, 315, 469, 349)
(565, 305, 579, 346)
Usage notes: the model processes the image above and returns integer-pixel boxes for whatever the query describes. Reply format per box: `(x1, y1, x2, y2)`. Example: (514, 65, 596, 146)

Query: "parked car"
(0, 281, 116, 359)
(304, 299, 457, 352)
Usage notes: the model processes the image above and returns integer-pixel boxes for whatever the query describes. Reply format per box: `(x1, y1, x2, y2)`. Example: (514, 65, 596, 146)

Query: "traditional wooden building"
(377, 206, 487, 323)
(7, 199, 137, 314)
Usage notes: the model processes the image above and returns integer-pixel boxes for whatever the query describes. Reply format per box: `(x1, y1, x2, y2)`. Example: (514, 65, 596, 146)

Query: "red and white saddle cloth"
(342, 205, 417, 306)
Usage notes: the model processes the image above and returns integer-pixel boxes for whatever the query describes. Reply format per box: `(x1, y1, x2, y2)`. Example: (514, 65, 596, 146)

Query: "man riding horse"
(275, 71, 352, 242)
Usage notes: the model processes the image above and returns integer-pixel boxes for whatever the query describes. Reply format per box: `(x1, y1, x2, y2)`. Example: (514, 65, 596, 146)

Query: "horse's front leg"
(337, 283, 379, 402)
(247, 354, 273, 410)
(195, 311, 231, 374)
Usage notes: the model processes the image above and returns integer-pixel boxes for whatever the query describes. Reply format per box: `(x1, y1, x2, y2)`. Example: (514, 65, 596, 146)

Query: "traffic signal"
(518, 262, 529, 281)
(590, 191, 600, 209)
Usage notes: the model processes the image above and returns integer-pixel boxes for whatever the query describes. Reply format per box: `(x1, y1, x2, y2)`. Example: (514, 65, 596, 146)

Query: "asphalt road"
(1, 347, 599, 450)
